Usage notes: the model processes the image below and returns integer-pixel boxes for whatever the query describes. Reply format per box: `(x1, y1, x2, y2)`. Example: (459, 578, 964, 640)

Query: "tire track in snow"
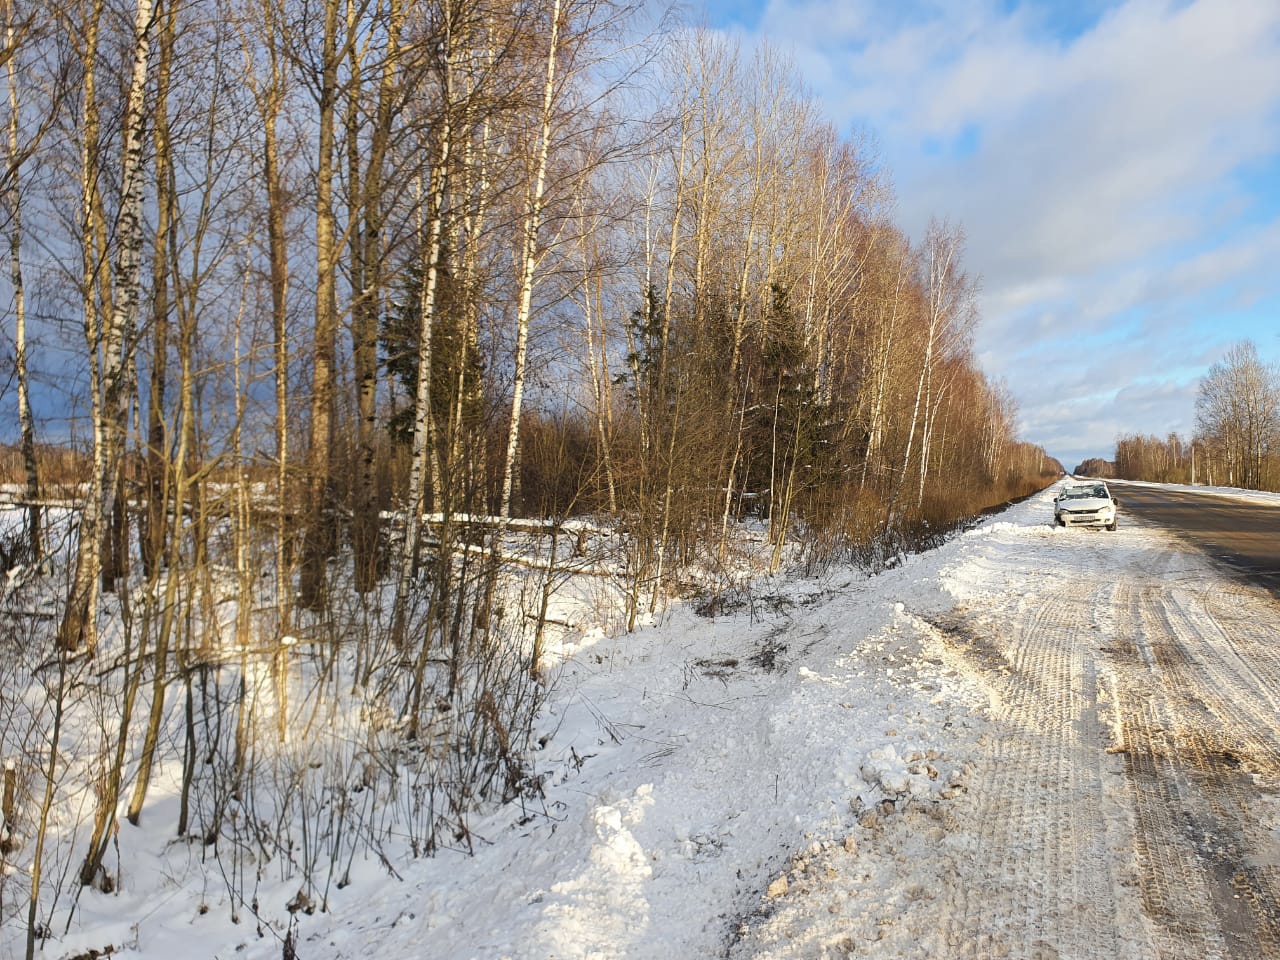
(1107, 577, 1280, 958)
(1151, 587, 1280, 779)
(724, 519, 1280, 959)
(930, 526, 1280, 959)
(1200, 586, 1280, 730)
(931, 580, 1129, 960)
(1106, 580, 1229, 959)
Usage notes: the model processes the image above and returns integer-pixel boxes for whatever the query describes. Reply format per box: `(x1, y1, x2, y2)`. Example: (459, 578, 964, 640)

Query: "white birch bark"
(61, 0, 152, 650)
(75, 0, 154, 883)
(5, 9, 40, 559)
(100, 0, 153, 544)
(394, 12, 455, 639)
(915, 223, 972, 507)
(298, 0, 342, 610)
(499, 0, 562, 520)
(60, 0, 104, 652)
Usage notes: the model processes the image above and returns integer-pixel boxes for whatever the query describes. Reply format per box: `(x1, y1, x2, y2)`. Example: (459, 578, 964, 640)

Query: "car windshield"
(1065, 486, 1106, 499)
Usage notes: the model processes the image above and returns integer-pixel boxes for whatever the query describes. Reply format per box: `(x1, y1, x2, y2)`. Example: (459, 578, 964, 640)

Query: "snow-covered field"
(13, 480, 1280, 959)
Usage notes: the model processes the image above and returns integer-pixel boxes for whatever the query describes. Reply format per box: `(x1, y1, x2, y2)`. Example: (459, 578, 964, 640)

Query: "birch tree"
(897, 218, 974, 510)
(1196, 341, 1280, 490)
(59, 0, 154, 651)
(297, 0, 346, 610)
(392, 0, 457, 642)
(140, 0, 178, 580)
(3, 0, 47, 562)
(349, 0, 405, 592)
(71, 0, 156, 883)
(498, 0, 564, 519)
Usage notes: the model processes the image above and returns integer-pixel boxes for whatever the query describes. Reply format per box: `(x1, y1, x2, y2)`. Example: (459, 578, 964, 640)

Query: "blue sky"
(698, 0, 1280, 470)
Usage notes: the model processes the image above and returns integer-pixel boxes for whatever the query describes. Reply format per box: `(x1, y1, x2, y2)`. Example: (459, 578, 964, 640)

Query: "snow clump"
(860, 745, 939, 799)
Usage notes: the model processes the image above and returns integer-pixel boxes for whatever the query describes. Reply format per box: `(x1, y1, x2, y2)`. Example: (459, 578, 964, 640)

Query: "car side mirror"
(1112, 497, 1121, 506)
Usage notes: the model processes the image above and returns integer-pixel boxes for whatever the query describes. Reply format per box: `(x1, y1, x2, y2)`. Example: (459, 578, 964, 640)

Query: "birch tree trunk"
(897, 323, 930, 515)
(298, 0, 342, 610)
(350, 0, 403, 593)
(894, 221, 962, 515)
(60, 0, 152, 651)
(915, 221, 971, 508)
(127, 0, 180, 820)
(499, 0, 562, 520)
(580, 251, 617, 511)
(142, 0, 177, 580)
(99, 0, 159, 587)
(77, 0, 155, 883)
(4, 6, 40, 561)
(250, 0, 294, 707)
(393, 13, 455, 643)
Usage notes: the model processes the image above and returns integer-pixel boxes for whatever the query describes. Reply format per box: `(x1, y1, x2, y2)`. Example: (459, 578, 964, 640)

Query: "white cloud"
(1164, 220, 1280, 303)
(747, 0, 1280, 466)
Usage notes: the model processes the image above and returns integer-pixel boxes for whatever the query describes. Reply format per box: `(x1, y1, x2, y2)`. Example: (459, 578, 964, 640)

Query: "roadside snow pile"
(357, 510, 1007, 960)
(1110, 477, 1280, 506)
(860, 745, 951, 799)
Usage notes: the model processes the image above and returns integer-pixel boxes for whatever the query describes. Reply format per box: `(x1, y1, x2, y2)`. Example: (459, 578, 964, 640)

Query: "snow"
(7, 479, 1276, 959)
(1096, 476, 1280, 506)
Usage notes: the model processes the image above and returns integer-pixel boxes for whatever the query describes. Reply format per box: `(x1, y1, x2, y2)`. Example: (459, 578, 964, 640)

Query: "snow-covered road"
(735, 489, 1280, 959)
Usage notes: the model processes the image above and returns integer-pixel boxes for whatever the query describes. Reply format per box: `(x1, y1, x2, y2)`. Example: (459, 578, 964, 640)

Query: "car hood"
(1058, 496, 1113, 510)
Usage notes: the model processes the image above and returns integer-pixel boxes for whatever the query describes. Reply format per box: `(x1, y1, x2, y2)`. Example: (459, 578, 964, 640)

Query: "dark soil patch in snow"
(748, 636, 788, 672)
(695, 588, 820, 621)
(920, 609, 1012, 678)
(692, 657, 741, 679)
(694, 587, 753, 618)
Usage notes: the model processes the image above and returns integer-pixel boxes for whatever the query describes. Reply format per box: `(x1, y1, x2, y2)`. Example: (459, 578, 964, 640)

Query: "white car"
(1053, 481, 1118, 530)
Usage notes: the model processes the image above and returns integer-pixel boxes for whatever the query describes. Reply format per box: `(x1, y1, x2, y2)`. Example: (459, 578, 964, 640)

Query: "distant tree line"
(1114, 433, 1192, 484)
(1110, 341, 1280, 491)
(1073, 457, 1115, 478)
(0, 0, 1057, 948)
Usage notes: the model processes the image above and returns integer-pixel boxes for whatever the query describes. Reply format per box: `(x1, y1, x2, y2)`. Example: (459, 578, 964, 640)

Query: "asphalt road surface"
(1107, 480, 1280, 597)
